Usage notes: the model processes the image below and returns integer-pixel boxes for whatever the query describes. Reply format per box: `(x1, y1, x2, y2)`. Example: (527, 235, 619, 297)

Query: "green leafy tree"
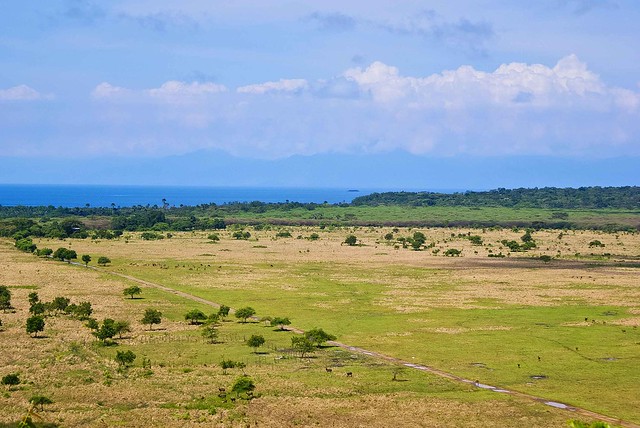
(81, 254, 91, 266)
(410, 231, 426, 250)
(304, 328, 336, 347)
(2, 373, 20, 387)
(207, 233, 220, 241)
(15, 238, 37, 253)
(26, 315, 45, 337)
(36, 247, 53, 257)
(201, 323, 219, 343)
(51, 296, 70, 313)
(235, 306, 256, 323)
(97, 256, 111, 266)
(308, 233, 320, 241)
(28, 292, 39, 306)
(218, 305, 230, 319)
(29, 301, 45, 315)
(123, 285, 142, 299)
(344, 235, 357, 246)
(93, 319, 117, 342)
(115, 350, 136, 368)
(72, 301, 93, 320)
(0, 286, 12, 312)
(114, 320, 131, 339)
(271, 317, 291, 330)
(185, 309, 207, 325)
(53, 247, 77, 262)
(246, 334, 265, 353)
(384, 232, 394, 241)
(85, 318, 99, 330)
(29, 395, 53, 411)
(141, 308, 162, 330)
(291, 336, 315, 358)
(231, 376, 256, 397)
(444, 248, 462, 257)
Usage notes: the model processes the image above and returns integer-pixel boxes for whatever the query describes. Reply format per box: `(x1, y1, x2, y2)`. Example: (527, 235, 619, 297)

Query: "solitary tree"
(235, 307, 256, 323)
(185, 309, 207, 325)
(344, 235, 357, 246)
(246, 334, 265, 353)
(81, 254, 91, 266)
(28, 292, 39, 307)
(304, 328, 336, 347)
(115, 350, 136, 368)
(231, 376, 256, 398)
(123, 285, 142, 299)
(26, 315, 45, 337)
(29, 395, 53, 411)
(97, 256, 111, 266)
(1, 373, 20, 387)
(141, 308, 162, 330)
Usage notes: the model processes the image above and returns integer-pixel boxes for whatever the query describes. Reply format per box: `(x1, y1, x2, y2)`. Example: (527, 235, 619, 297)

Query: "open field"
(1, 226, 639, 427)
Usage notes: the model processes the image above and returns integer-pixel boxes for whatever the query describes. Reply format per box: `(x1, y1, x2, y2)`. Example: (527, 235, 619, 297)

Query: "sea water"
(0, 184, 392, 208)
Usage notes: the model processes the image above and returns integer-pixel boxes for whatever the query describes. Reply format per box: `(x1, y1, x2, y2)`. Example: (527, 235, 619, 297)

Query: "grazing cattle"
(517, 364, 520, 368)
(346, 372, 353, 377)
(325, 367, 333, 373)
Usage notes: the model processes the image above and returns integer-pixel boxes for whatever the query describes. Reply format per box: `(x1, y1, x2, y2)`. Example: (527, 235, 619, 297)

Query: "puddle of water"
(545, 401, 568, 409)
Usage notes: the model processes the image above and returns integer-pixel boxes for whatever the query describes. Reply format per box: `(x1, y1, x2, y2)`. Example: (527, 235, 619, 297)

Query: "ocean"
(0, 184, 396, 208)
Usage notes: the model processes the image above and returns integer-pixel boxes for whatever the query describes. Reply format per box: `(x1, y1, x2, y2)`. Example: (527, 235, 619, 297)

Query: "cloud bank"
(3, 56, 639, 159)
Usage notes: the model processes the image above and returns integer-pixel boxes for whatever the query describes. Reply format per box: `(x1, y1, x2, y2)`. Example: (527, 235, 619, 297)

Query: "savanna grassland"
(1, 226, 639, 427)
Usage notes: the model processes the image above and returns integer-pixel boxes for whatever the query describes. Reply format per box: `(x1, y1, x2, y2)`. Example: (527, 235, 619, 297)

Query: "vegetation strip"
(80, 262, 640, 428)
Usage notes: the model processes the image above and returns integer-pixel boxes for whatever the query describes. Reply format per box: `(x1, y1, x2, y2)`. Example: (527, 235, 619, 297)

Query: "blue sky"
(1, 1, 639, 188)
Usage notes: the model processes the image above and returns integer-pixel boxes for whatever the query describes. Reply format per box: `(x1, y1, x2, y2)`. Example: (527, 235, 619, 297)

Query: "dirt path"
(86, 263, 639, 428)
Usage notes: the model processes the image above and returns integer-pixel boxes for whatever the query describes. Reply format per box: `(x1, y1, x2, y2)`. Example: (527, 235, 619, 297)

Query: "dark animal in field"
(346, 372, 353, 377)
(325, 368, 332, 373)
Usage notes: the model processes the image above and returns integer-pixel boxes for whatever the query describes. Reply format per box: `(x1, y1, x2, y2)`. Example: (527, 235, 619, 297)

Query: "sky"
(1, 0, 639, 188)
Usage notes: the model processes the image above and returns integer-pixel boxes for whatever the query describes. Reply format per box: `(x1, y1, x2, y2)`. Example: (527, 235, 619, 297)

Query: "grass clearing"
(1, 227, 639, 426)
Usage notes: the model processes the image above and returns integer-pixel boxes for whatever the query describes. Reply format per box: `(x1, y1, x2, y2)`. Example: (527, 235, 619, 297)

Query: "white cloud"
(238, 79, 308, 94)
(0, 85, 50, 101)
(82, 55, 639, 158)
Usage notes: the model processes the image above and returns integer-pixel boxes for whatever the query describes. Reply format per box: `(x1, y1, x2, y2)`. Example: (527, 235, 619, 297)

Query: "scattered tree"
(0, 286, 12, 312)
(141, 308, 162, 330)
(271, 317, 291, 331)
(28, 292, 39, 306)
(114, 320, 131, 339)
(29, 302, 45, 315)
(308, 233, 320, 241)
(51, 296, 70, 313)
(291, 336, 314, 358)
(97, 256, 111, 266)
(36, 247, 53, 257)
(1, 373, 20, 387)
(15, 238, 37, 253)
(304, 328, 336, 347)
(220, 359, 245, 375)
(218, 305, 230, 319)
(246, 334, 265, 353)
(115, 350, 136, 368)
(384, 232, 394, 240)
(81, 254, 91, 266)
(589, 240, 605, 248)
(93, 318, 117, 342)
(123, 285, 142, 299)
(444, 248, 462, 257)
(207, 233, 220, 241)
(29, 395, 53, 411)
(26, 315, 45, 337)
(344, 235, 357, 246)
(235, 307, 256, 323)
(53, 247, 77, 262)
(231, 375, 255, 397)
(201, 323, 219, 343)
(184, 309, 207, 325)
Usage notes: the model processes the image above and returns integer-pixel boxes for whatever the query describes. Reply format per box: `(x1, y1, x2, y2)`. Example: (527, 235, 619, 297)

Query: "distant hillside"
(351, 187, 640, 210)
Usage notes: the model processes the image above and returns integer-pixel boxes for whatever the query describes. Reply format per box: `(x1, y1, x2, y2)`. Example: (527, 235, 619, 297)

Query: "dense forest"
(0, 187, 638, 237)
(351, 187, 640, 209)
